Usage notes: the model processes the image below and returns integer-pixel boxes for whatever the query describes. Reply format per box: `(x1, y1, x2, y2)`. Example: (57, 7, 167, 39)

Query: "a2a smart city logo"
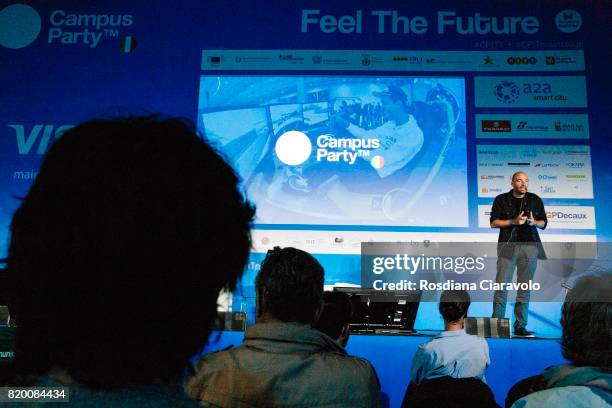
(493, 81, 520, 103)
(0, 3, 133, 49)
(493, 80, 568, 104)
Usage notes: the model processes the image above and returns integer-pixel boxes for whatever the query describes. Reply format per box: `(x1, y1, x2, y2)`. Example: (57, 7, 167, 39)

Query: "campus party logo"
(0, 4, 41, 48)
(0, 3, 133, 49)
(48, 10, 133, 47)
(274, 130, 383, 168)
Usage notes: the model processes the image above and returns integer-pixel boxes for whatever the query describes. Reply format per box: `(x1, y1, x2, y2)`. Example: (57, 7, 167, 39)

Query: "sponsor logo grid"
(476, 146, 593, 199)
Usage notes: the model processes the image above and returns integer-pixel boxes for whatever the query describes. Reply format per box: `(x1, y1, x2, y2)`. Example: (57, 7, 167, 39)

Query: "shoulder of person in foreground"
(321, 350, 380, 383)
(511, 385, 612, 408)
(331, 353, 382, 407)
(184, 346, 237, 393)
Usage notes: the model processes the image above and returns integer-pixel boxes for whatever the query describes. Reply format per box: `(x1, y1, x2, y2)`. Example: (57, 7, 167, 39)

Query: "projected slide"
(198, 76, 468, 227)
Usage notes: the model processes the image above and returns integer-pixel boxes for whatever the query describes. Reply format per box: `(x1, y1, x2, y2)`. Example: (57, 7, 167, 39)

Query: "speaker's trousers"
(492, 244, 538, 330)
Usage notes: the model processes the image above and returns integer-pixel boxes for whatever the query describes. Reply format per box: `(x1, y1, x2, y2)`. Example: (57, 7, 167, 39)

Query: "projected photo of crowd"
(198, 76, 468, 227)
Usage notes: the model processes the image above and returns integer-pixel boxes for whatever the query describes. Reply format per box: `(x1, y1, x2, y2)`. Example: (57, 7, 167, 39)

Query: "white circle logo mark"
(274, 131, 312, 166)
(555, 9, 582, 33)
(0, 4, 41, 49)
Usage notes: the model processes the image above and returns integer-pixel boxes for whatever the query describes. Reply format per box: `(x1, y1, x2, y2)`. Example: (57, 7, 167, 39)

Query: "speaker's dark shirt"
(511, 195, 534, 242)
(490, 191, 548, 259)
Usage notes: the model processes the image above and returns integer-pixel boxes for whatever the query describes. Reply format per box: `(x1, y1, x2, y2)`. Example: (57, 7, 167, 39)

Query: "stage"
(200, 331, 565, 408)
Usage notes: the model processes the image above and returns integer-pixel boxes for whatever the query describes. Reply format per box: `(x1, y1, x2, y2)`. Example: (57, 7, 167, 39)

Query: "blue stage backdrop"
(1, 1, 611, 338)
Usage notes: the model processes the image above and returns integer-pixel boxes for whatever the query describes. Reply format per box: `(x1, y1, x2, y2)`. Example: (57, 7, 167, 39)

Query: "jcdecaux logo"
(0, 3, 133, 49)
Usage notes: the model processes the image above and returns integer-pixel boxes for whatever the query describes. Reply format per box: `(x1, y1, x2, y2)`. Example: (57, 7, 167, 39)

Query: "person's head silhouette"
(6, 115, 254, 388)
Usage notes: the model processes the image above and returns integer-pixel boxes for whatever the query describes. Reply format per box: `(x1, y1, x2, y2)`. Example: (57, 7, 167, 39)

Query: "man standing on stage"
(490, 171, 547, 336)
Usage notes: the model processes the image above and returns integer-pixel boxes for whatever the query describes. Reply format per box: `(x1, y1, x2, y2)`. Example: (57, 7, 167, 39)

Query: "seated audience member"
(314, 292, 390, 408)
(314, 291, 353, 347)
(410, 290, 490, 384)
(185, 247, 382, 407)
(4, 116, 254, 406)
(402, 376, 499, 408)
(507, 274, 612, 408)
(404, 290, 496, 408)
